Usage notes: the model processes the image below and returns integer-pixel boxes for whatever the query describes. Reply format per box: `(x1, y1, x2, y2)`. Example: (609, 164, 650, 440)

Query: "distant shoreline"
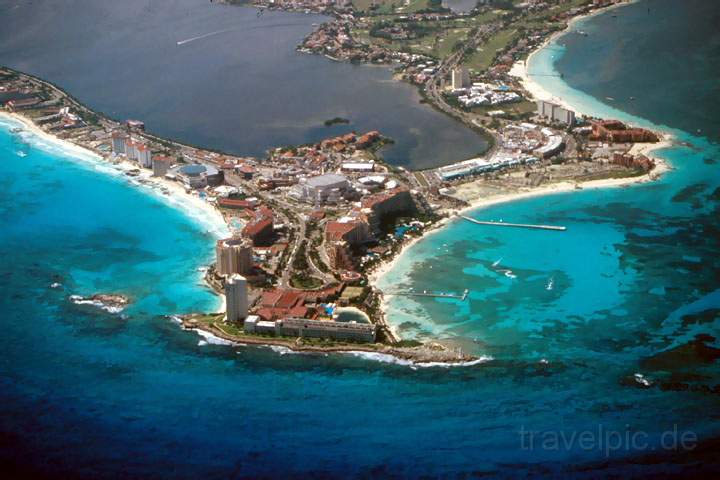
(511, 0, 640, 116)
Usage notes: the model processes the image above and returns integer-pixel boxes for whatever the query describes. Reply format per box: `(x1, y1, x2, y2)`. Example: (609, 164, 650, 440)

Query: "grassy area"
(352, 10, 503, 60)
(290, 274, 323, 290)
(340, 286, 366, 302)
(469, 99, 537, 118)
(464, 27, 519, 72)
(352, 0, 431, 14)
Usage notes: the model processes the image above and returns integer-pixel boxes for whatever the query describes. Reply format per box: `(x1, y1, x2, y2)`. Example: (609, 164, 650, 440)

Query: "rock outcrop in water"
(68, 293, 131, 314)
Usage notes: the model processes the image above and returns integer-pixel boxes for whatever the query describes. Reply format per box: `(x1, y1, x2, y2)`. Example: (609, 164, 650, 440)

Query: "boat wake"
(177, 28, 236, 46)
(498, 269, 516, 279)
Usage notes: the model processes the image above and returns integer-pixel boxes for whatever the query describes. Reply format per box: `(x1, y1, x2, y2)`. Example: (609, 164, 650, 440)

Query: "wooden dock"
(459, 215, 566, 231)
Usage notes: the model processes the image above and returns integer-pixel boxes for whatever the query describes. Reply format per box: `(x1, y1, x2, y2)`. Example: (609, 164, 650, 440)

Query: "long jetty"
(459, 215, 566, 231)
(385, 289, 469, 301)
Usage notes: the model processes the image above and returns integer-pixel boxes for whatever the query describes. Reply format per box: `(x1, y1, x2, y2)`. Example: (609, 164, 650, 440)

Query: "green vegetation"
(464, 27, 519, 71)
(324, 117, 350, 127)
(352, 10, 503, 62)
(468, 99, 537, 120)
(352, 0, 432, 14)
(290, 274, 323, 290)
(341, 286, 366, 303)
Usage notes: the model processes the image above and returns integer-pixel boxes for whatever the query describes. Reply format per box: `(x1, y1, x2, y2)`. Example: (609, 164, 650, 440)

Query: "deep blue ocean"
(2, 0, 720, 478)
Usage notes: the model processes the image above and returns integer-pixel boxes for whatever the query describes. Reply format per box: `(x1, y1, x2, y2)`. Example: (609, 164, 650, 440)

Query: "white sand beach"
(2, 111, 229, 312)
(509, 0, 639, 117)
(1, 111, 229, 239)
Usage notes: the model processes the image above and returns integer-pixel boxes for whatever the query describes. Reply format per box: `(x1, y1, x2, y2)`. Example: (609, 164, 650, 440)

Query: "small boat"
(11, 127, 22, 133)
(606, 96, 615, 101)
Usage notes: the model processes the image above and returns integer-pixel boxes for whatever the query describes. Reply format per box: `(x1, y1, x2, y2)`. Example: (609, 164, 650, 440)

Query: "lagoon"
(0, 0, 487, 170)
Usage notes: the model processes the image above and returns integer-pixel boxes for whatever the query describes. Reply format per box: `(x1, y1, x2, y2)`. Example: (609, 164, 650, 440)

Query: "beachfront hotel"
(166, 163, 223, 189)
(216, 237, 254, 277)
(225, 274, 249, 322)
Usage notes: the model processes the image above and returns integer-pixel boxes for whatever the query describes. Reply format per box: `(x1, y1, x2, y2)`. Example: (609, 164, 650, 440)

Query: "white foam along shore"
(372, 0, 674, 332)
(1, 111, 230, 311)
(1, 111, 230, 240)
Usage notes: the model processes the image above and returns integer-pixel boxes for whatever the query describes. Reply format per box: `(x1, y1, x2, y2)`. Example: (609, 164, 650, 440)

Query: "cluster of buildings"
(3, 93, 85, 130)
(111, 131, 153, 167)
(452, 82, 522, 108)
(300, 14, 439, 69)
(611, 152, 655, 172)
(404, 60, 438, 84)
(244, 316, 377, 343)
(448, 69, 521, 108)
(112, 130, 229, 189)
(429, 122, 565, 182)
(322, 187, 416, 274)
(301, 20, 394, 63)
(590, 120, 659, 143)
(499, 123, 565, 159)
(235, 283, 377, 343)
(259, 0, 351, 13)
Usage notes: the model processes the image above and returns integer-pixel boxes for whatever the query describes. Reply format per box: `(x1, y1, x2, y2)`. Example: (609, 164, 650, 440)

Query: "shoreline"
(509, 0, 639, 117)
(369, 140, 671, 337)
(0, 111, 229, 238)
(0, 0, 673, 363)
(370, 0, 675, 338)
(1, 111, 229, 311)
(180, 316, 487, 366)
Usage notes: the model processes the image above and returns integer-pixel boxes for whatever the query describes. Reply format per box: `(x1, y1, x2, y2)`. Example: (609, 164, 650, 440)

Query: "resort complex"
(2, 0, 719, 477)
(0, 0, 665, 359)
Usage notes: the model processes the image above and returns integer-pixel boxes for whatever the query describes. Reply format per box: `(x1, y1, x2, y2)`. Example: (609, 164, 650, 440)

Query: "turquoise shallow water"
(1, 0, 720, 477)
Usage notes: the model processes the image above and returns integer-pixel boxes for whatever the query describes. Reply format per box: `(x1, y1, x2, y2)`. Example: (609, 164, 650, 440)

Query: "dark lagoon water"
(0, 0, 488, 170)
(1, 0, 720, 478)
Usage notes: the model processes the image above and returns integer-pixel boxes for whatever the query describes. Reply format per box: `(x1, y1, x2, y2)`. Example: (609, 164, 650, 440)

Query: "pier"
(385, 289, 469, 301)
(459, 215, 566, 231)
